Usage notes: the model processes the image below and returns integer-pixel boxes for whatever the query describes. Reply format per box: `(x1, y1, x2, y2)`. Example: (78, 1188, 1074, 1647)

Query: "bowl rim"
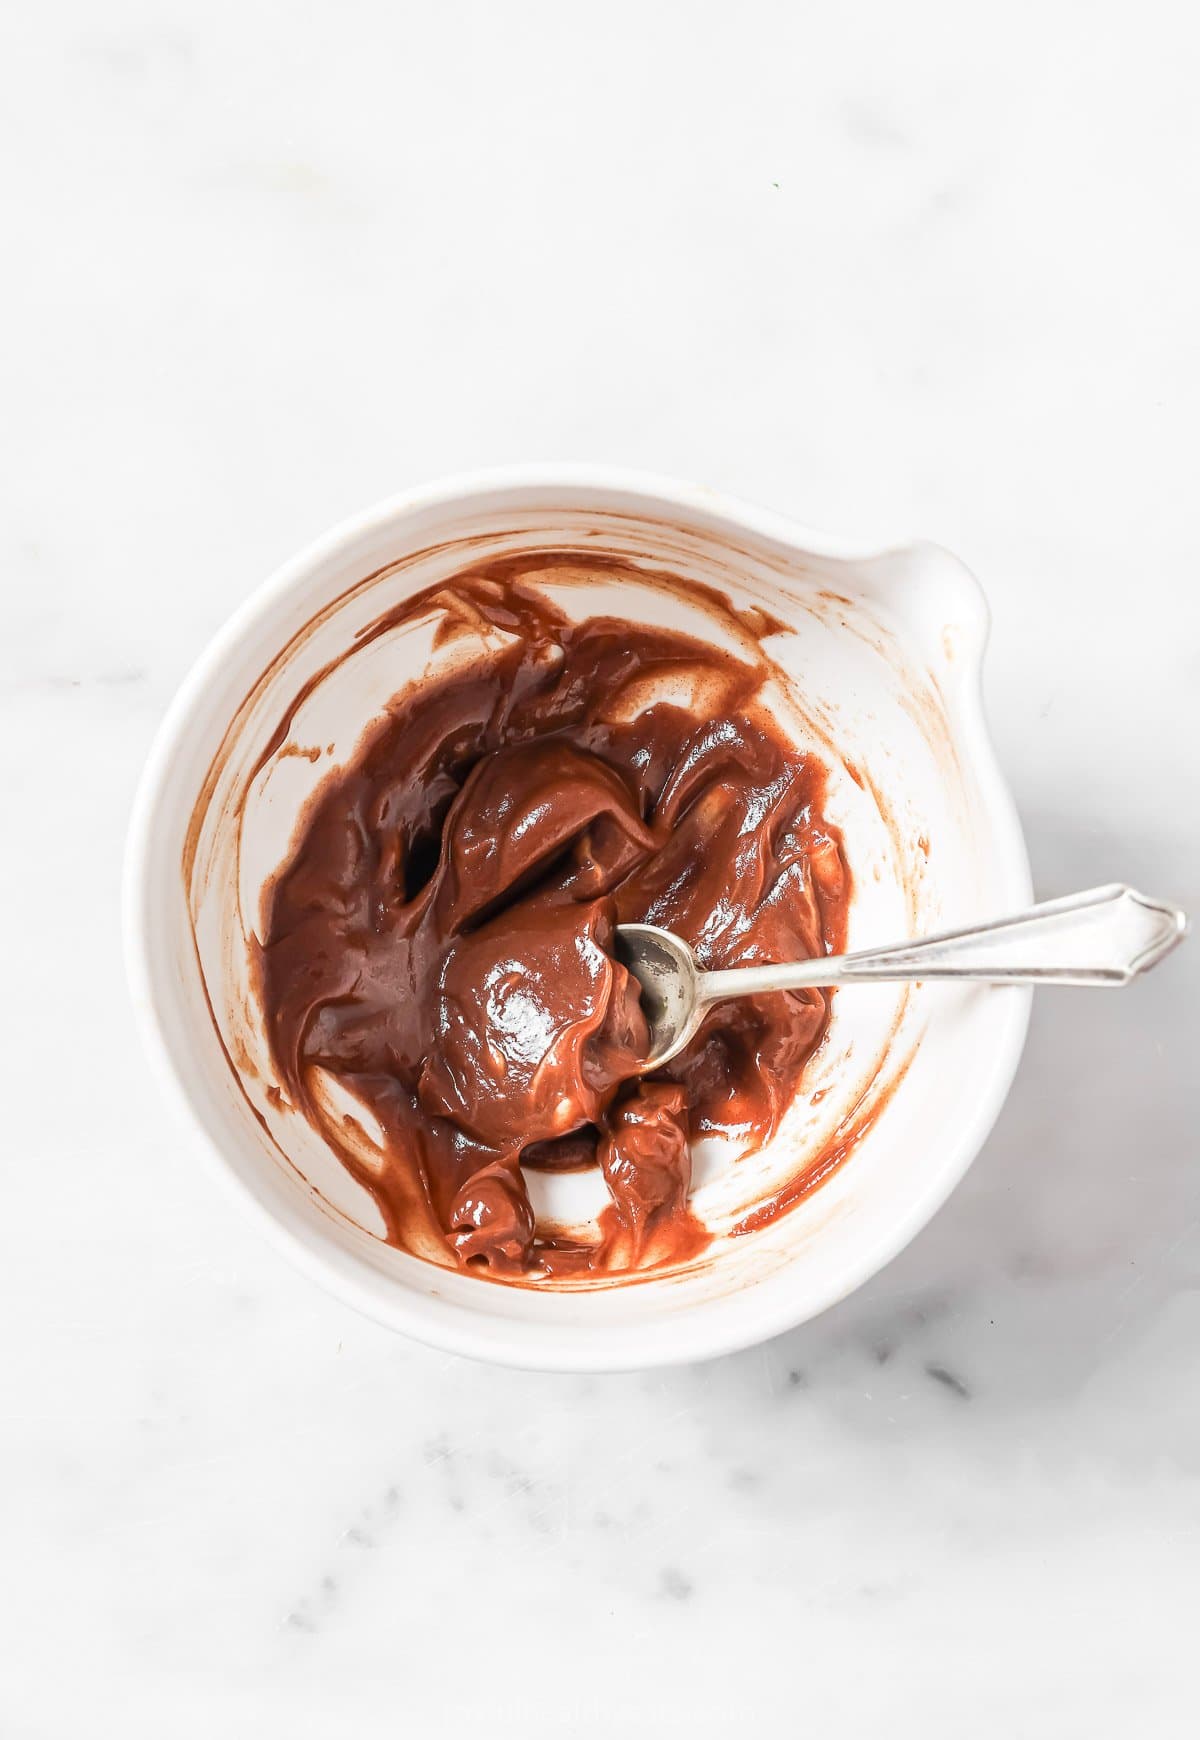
(123, 465, 1032, 1370)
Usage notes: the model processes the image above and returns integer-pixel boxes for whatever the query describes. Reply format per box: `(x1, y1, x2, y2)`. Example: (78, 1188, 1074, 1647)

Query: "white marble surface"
(3, 2, 1199, 1733)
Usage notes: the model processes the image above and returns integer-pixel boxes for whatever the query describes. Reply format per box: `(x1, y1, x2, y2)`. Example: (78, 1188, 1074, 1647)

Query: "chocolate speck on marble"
(659, 1567, 694, 1602)
(924, 1362, 971, 1400)
(45, 667, 148, 691)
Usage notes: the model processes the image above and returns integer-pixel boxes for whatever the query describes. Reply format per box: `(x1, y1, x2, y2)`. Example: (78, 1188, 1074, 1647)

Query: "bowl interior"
(130, 479, 1030, 1365)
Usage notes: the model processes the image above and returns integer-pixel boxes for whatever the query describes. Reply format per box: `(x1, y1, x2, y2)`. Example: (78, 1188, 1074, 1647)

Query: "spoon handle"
(698, 884, 1188, 1000)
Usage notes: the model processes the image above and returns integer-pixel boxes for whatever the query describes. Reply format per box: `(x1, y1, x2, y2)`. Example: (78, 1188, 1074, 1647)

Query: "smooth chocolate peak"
(258, 559, 850, 1283)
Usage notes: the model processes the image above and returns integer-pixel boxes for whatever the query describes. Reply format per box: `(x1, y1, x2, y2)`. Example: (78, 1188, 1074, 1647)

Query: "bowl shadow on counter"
(715, 809, 1198, 1412)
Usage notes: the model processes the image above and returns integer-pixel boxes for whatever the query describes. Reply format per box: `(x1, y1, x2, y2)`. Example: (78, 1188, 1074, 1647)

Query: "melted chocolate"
(258, 559, 851, 1281)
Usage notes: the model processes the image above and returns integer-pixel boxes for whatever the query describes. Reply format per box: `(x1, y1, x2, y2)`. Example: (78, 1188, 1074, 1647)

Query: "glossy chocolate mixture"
(258, 558, 851, 1282)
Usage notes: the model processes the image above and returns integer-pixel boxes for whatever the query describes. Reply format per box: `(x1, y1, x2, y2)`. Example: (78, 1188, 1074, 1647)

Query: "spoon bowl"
(615, 923, 707, 1068)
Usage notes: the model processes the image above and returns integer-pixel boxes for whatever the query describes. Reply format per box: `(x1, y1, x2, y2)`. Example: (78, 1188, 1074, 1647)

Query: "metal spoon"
(617, 883, 1188, 1070)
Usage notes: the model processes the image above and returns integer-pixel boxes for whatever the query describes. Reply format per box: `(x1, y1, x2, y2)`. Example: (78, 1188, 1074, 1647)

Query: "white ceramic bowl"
(125, 468, 1031, 1369)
